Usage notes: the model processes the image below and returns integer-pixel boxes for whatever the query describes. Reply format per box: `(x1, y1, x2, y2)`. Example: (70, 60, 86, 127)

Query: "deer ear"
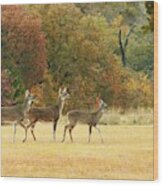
(25, 90, 30, 98)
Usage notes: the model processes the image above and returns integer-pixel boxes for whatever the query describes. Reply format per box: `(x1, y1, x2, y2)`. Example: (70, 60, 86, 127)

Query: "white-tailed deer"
(1, 90, 35, 143)
(22, 87, 69, 142)
(62, 99, 107, 143)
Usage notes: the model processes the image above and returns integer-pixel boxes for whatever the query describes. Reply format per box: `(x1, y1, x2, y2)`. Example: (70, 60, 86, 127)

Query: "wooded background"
(1, 2, 154, 111)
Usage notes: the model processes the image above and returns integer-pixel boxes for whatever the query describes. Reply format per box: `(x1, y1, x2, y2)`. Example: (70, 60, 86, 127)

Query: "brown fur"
(22, 88, 69, 143)
(62, 99, 107, 143)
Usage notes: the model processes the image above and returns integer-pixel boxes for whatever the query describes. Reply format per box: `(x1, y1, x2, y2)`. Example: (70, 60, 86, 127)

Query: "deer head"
(99, 99, 108, 110)
(24, 90, 36, 108)
(58, 87, 70, 101)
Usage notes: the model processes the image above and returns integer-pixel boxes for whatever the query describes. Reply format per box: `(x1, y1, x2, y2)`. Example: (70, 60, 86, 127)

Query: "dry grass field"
(1, 114, 154, 180)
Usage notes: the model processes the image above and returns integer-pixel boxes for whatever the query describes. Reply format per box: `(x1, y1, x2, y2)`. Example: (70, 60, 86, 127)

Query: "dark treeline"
(1, 2, 154, 111)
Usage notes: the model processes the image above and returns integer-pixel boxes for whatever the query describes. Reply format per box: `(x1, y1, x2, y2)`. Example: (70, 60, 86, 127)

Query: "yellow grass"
(1, 122, 154, 180)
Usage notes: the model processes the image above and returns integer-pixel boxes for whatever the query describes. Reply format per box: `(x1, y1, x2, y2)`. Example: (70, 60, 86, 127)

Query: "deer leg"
(22, 120, 36, 143)
(88, 125, 92, 143)
(62, 124, 70, 143)
(13, 119, 25, 143)
(19, 122, 26, 130)
(22, 127, 28, 143)
(53, 120, 58, 141)
(94, 126, 104, 143)
(69, 125, 75, 143)
(13, 121, 18, 143)
(31, 124, 36, 141)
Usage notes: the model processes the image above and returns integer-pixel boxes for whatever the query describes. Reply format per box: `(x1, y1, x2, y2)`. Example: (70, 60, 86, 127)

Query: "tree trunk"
(118, 25, 135, 67)
(118, 29, 126, 67)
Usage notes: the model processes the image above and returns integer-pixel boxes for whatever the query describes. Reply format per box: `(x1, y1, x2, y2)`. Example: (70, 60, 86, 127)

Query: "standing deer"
(22, 87, 69, 142)
(62, 99, 107, 143)
(1, 90, 35, 143)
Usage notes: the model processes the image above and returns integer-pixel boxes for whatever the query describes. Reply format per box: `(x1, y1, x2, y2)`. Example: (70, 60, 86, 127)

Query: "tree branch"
(118, 29, 126, 67)
(118, 25, 136, 67)
(124, 25, 136, 49)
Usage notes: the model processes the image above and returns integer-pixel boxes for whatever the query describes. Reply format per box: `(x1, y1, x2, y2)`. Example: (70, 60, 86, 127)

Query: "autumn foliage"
(1, 3, 153, 110)
(2, 5, 47, 104)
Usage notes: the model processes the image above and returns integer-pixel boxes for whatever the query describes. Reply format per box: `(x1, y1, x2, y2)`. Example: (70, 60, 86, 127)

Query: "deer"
(22, 87, 70, 143)
(1, 90, 35, 143)
(62, 99, 107, 143)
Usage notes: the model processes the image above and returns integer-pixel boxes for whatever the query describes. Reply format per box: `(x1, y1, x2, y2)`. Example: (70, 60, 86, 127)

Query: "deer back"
(68, 106, 104, 125)
(68, 110, 95, 124)
(28, 105, 59, 122)
(1, 105, 24, 121)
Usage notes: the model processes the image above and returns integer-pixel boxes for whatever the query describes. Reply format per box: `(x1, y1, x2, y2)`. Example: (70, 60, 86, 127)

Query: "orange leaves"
(2, 5, 47, 89)
(1, 4, 153, 109)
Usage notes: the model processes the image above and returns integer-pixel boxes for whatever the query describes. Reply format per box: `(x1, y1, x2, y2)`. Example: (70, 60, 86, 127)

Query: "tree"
(126, 30, 154, 79)
(2, 5, 47, 103)
(1, 69, 14, 106)
(118, 25, 135, 66)
(144, 1, 154, 32)
(27, 3, 153, 109)
(28, 4, 118, 108)
(2, 3, 153, 109)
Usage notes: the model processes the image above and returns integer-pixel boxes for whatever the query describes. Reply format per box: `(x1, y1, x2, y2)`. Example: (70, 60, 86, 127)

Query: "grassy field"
(1, 117, 154, 180)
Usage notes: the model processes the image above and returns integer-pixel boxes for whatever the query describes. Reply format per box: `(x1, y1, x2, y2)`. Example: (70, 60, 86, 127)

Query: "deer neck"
(95, 105, 104, 120)
(22, 98, 31, 116)
(58, 97, 65, 117)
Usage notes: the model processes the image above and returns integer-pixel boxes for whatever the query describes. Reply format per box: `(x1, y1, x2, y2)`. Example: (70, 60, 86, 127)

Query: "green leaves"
(1, 3, 154, 109)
